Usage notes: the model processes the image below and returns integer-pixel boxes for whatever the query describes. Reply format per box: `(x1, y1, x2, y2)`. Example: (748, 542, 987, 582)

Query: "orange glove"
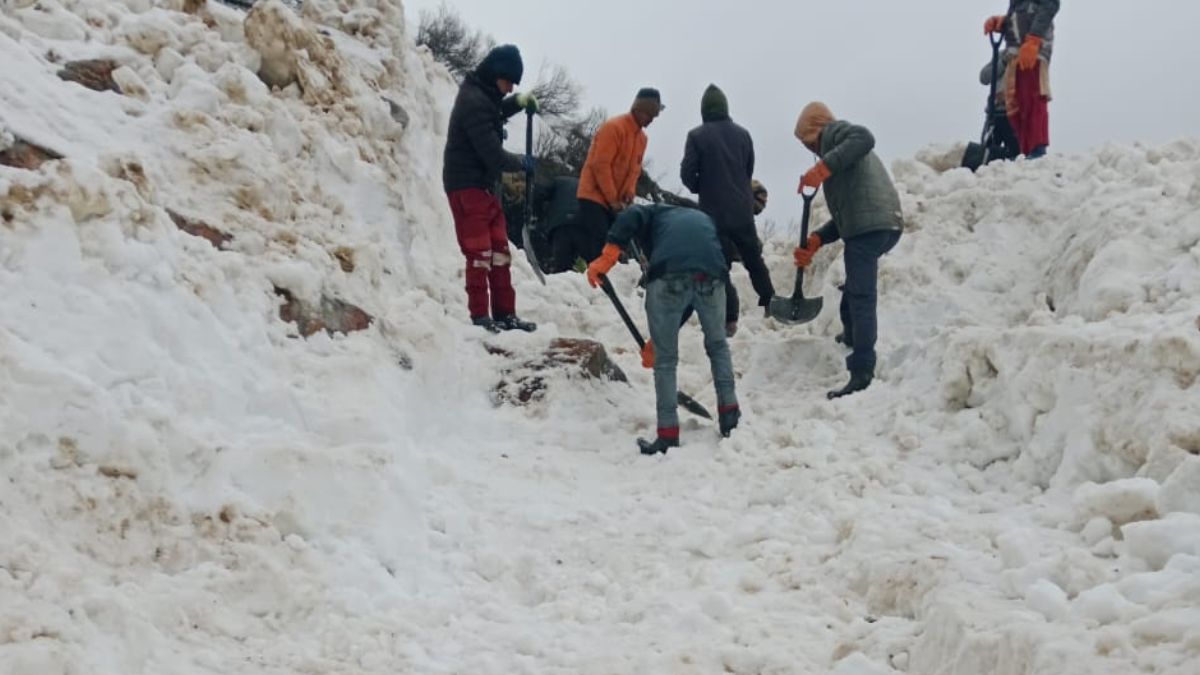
(798, 161, 831, 191)
(640, 340, 655, 369)
(586, 243, 622, 288)
(983, 15, 1006, 34)
(1017, 35, 1043, 71)
(793, 234, 821, 268)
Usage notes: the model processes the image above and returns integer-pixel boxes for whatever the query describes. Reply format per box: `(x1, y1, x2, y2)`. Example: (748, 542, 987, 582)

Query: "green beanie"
(701, 84, 729, 122)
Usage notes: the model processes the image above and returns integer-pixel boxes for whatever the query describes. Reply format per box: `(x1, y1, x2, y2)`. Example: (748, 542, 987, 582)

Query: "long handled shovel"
(598, 275, 713, 420)
(768, 188, 824, 324)
(521, 109, 546, 284)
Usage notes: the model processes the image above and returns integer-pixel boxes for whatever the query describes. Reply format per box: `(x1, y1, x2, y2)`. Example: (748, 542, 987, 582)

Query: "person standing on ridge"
(984, 0, 1060, 158)
(442, 43, 539, 333)
(792, 102, 903, 399)
(680, 84, 776, 337)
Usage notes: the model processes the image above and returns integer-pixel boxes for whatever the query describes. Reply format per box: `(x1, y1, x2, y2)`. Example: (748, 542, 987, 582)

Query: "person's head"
(476, 44, 523, 94)
(751, 179, 768, 215)
(794, 101, 836, 153)
(630, 87, 664, 128)
(700, 84, 729, 123)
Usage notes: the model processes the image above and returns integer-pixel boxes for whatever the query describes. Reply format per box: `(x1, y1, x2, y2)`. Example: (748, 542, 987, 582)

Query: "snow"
(1, 0, 1199, 673)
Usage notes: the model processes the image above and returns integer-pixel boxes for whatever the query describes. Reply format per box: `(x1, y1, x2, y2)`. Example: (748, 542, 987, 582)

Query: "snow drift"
(1, 0, 1197, 673)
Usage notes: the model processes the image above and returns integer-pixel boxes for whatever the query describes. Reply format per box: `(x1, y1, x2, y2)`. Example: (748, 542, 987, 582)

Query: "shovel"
(598, 275, 713, 420)
(768, 188, 824, 324)
(520, 109, 546, 284)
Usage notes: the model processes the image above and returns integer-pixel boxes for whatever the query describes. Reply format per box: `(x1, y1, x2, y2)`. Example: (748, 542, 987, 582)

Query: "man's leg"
(576, 199, 615, 264)
(481, 193, 516, 318)
(718, 234, 741, 325)
(447, 189, 493, 321)
(1011, 64, 1050, 157)
(838, 288, 854, 346)
(727, 223, 775, 310)
(691, 276, 738, 434)
(645, 275, 690, 444)
(842, 231, 900, 375)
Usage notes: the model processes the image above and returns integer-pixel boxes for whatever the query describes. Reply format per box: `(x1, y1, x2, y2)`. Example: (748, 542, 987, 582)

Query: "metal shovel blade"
(676, 391, 712, 420)
(768, 293, 824, 325)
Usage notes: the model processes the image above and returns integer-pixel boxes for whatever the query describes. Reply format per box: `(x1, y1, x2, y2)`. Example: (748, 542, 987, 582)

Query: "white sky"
(404, 0, 1200, 227)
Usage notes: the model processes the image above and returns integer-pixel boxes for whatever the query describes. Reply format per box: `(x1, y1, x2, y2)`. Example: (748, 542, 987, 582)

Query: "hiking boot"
(637, 436, 679, 455)
(493, 314, 537, 332)
(718, 405, 740, 438)
(471, 316, 500, 333)
(637, 427, 680, 455)
(827, 370, 873, 399)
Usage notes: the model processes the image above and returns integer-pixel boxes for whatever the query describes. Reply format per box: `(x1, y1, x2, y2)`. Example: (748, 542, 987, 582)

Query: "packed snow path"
(2, 1, 1199, 674)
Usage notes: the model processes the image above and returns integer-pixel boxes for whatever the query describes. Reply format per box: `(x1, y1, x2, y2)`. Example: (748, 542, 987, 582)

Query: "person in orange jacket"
(984, 1, 1060, 158)
(570, 88, 664, 265)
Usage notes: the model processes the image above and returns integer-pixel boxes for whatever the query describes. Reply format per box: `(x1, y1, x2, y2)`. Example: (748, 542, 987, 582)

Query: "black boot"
(827, 370, 873, 399)
(493, 314, 537, 332)
(718, 405, 740, 437)
(637, 433, 679, 455)
(472, 316, 500, 333)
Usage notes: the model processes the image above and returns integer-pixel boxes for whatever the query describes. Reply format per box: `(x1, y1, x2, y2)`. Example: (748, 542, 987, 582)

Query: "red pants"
(1009, 65, 1050, 156)
(447, 188, 515, 319)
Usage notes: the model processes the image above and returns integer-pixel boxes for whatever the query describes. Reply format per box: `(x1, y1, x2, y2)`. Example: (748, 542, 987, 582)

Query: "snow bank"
(1, 0, 1198, 672)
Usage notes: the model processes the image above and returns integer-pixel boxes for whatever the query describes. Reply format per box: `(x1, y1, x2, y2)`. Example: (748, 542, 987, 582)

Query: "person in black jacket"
(680, 84, 776, 337)
(442, 44, 538, 333)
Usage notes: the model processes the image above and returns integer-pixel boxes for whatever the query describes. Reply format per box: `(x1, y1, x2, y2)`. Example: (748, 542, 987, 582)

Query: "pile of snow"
(1, 0, 1198, 673)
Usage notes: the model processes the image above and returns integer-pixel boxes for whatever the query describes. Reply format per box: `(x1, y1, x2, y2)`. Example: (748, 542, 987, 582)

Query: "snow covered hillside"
(1, 1, 1198, 674)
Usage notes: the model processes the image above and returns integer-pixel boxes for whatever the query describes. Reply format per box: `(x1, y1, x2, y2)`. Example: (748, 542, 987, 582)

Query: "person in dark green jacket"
(585, 205, 740, 454)
(792, 102, 903, 399)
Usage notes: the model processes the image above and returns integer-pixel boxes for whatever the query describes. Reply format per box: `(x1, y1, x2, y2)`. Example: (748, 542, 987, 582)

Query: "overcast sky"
(404, 0, 1200, 227)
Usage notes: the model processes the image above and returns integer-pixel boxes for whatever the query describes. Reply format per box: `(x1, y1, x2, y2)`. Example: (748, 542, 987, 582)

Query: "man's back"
(680, 119, 756, 231)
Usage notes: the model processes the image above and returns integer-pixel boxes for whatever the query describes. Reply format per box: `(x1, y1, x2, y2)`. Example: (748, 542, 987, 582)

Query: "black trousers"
(550, 198, 613, 272)
(718, 222, 776, 323)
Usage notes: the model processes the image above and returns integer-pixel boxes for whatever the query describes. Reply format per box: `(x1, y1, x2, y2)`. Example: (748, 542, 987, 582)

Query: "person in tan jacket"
(567, 88, 663, 266)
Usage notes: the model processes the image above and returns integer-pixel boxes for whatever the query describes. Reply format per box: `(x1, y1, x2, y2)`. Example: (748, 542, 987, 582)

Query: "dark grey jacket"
(1002, 0, 1059, 62)
(813, 121, 903, 244)
(536, 176, 580, 233)
(607, 205, 727, 282)
(442, 72, 524, 193)
(680, 118, 756, 233)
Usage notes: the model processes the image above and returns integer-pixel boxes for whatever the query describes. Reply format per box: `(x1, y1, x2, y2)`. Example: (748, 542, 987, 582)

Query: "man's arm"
(820, 122, 876, 174)
(680, 132, 701, 193)
(1029, 0, 1060, 38)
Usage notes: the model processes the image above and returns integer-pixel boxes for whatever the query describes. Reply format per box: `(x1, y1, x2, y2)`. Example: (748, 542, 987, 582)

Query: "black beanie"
(477, 44, 524, 84)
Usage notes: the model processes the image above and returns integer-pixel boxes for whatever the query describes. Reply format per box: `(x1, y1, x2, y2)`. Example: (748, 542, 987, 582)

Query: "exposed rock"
(275, 286, 372, 337)
(168, 209, 233, 249)
(0, 138, 63, 170)
(58, 59, 121, 93)
(494, 338, 628, 406)
(332, 246, 355, 272)
(383, 96, 409, 129)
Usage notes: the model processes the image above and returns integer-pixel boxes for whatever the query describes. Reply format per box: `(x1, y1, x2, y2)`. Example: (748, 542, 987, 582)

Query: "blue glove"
(521, 154, 536, 174)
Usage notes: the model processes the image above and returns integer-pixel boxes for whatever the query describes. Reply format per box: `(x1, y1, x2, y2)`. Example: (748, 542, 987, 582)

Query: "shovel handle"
(792, 188, 818, 301)
(599, 274, 646, 348)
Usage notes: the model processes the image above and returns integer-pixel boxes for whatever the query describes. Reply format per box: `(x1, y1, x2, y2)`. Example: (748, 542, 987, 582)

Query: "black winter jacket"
(679, 118, 756, 233)
(442, 72, 524, 193)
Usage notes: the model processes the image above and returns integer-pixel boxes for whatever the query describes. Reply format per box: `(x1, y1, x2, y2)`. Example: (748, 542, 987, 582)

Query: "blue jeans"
(841, 229, 901, 374)
(646, 273, 737, 431)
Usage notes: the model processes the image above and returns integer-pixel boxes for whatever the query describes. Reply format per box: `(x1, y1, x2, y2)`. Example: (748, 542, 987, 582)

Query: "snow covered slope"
(1, 0, 1198, 673)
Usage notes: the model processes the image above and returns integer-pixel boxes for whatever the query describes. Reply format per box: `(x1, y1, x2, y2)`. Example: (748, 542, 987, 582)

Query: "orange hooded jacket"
(577, 113, 646, 208)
